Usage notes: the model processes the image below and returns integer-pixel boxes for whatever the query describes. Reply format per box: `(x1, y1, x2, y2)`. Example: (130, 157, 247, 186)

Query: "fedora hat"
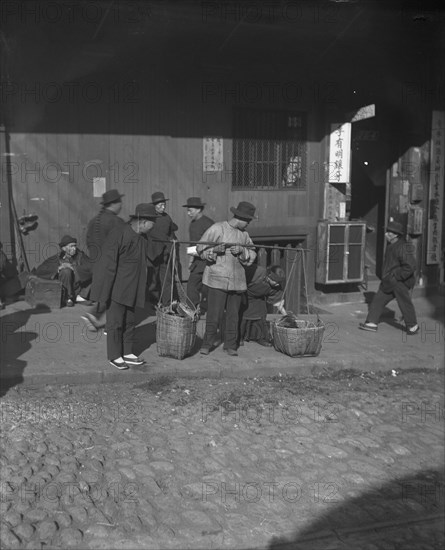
(59, 235, 77, 248)
(182, 197, 206, 208)
(151, 192, 169, 204)
(230, 201, 256, 220)
(101, 189, 124, 205)
(129, 203, 158, 220)
(386, 220, 404, 235)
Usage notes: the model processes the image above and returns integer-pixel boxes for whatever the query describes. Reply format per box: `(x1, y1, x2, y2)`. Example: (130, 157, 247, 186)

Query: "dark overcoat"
(86, 209, 125, 260)
(90, 223, 158, 308)
(35, 250, 92, 282)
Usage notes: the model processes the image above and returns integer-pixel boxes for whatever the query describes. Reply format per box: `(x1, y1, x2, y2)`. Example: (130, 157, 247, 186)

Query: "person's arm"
(196, 224, 225, 260)
(394, 241, 416, 281)
(238, 235, 256, 266)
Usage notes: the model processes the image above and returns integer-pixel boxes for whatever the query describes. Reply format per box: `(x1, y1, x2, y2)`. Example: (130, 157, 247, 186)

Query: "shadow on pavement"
(268, 468, 444, 550)
(0, 305, 51, 397)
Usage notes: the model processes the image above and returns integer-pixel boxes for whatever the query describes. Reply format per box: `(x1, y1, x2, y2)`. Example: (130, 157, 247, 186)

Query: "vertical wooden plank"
(257, 247, 267, 268)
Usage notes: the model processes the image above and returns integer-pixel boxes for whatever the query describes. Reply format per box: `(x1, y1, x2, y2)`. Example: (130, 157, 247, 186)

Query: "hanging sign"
(328, 122, 351, 183)
(426, 111, 444, 265)
(203, 137, 223, 172)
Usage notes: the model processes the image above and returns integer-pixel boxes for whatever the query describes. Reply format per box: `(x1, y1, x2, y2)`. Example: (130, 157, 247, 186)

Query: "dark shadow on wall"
(0, 305, 50, 397)
(267, 469, 444, 550)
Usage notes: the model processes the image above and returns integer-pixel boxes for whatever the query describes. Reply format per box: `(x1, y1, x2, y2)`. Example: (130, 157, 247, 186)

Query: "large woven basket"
(272, 318, 325, 358)
(156, 308, 197, 360)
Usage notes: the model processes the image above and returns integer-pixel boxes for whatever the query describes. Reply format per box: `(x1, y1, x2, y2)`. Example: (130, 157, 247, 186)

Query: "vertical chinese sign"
(426, 111, 444, 265)
(328, 122, 351, 183)
(203, 137, 223, 172)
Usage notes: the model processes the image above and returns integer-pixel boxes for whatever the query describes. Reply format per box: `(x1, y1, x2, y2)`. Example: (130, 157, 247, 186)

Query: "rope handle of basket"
(157, 241, 196, 311)
(281, 248, 320, 323)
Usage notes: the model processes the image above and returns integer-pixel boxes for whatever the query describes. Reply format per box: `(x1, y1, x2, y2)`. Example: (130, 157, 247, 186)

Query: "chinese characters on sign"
(426, 111, 444, 265)
(329, 123, 351, 184)
(203, 137, 223, 172)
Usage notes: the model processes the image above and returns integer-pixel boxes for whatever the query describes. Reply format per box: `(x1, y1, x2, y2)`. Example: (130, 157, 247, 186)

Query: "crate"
(25, 276, 63, 309)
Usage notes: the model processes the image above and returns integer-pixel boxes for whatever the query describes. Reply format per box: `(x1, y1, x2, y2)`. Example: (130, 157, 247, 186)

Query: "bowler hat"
(59, 235, 77, 248)
(151, 192, 169, 204)
(101, 189, 124, 205)
(129, 203, 158, 220)
(230, 201, 256, 220)
(182, 197, 206, 208)
(386, 220, 404, 235)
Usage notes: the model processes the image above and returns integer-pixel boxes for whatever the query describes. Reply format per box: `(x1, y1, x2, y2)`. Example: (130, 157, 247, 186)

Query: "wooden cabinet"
(316, 221, 366, 284)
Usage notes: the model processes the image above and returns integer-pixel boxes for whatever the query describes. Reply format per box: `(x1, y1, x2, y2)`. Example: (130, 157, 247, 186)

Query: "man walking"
(83, 189, 125, 329)
(89, 203, 158, 370)
(182, 197, 214, 313)
(86, 189, 125, 260)
(359, 220, 419, 335)
(197, 201, 257, 356)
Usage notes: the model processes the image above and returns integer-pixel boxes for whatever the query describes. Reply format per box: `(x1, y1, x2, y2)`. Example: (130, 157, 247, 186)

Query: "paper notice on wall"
(203, 137, 223, 172)
(329, 123, 351, 183)
(93, 177, 106, 197)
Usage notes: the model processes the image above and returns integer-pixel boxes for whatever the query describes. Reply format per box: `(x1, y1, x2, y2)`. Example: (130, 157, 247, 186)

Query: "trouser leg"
(203, 288, 226, 348)
(106, 300, 125, 360)
(58, 268, 75, 300)
(393, 283, 417, 327)
(122, 306, 136, 356)
(187, 270, 202, 307)
(224, 292, 242, 351)
(366, 287, 394, 324)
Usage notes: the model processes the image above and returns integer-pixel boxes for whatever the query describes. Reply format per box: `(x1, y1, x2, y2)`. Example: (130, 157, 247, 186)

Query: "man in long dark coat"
(82, 189, 125, 330)
(182, 197, 214, 313)
(148, 191, 179, 306)
(90, 204, 158, 370)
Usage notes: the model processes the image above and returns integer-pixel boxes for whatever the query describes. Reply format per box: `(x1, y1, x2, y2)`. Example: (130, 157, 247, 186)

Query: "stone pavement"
(0, 292, 444, 391)
(0, 369, 443, 549)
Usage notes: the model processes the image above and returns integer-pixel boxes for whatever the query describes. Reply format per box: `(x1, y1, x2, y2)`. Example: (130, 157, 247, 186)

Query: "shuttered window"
(233, 109, 306, 190)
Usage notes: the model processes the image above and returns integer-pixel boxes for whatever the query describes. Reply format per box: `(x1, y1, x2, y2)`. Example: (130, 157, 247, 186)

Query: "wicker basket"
(272, 318, 325, 358)
(156, 308, 197, 360)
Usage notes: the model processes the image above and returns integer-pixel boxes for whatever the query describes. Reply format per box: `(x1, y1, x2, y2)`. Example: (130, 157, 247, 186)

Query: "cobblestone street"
(0, 367, 443, 549)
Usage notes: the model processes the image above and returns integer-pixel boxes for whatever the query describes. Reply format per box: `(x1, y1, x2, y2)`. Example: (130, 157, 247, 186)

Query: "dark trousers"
(367, 282, 417, 327)
(187, 262, 208, 310)
(203, 287, 243, 351)
(58, 268, 90, 301)
(106, 300, 136, 360)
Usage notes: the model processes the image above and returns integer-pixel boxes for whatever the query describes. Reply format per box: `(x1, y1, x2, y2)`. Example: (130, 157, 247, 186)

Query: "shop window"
(233, 109, 307, 190)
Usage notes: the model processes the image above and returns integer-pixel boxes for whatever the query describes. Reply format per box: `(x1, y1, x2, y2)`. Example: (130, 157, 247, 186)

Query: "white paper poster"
(329, 123, 351, 183)
(203, 137, 223, 172)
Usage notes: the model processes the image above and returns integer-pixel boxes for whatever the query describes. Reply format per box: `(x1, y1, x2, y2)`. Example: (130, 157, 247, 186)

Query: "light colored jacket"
(197, 221, 256, 291)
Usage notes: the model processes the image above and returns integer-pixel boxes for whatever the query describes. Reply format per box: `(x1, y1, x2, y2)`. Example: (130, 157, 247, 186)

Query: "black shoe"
(109, 359, 129, 370)
(406, 324, 420, 335)
(225, 348, 238, 357)
(123, 354, 146, 366)
(359, 322, 378, 332)
(200, 347, 210, 355)
(66, 299, 74, 307)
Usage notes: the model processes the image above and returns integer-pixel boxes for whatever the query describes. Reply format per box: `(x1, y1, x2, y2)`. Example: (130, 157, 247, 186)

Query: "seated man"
(35, 235, 92, 307)
(240, 264, 286, 347)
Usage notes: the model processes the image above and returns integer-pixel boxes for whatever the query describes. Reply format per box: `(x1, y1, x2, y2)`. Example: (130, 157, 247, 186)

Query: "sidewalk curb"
(2, 355, 441, 389)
